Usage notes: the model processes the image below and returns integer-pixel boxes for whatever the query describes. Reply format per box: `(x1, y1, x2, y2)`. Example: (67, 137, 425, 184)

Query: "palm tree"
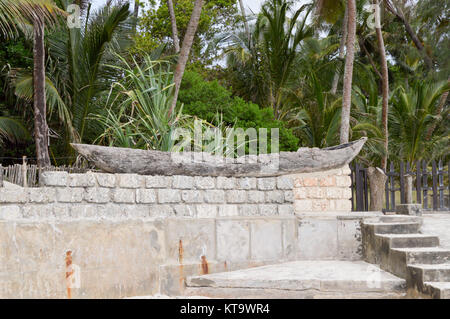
(238, 0, 251, 47)
(384, 0, 434, 71)
(168, 0, 204, 117)
(13, 2, 132, 157)
(373, 0, 389, 170)
(0, 116, 30, 146)
(256, 0, 313, 119)
(33, 16, 50, 167)
(340, 0, 356, 144)
(0, 0, 59, 37)
(389, 81, 449, 164)
(0, 0, 63, 167)
(291, 72, 341, 148)
(167, 0, 180, 53)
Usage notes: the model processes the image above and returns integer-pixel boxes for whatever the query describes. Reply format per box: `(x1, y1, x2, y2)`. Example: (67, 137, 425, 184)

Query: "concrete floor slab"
(186, 260, 406, 294)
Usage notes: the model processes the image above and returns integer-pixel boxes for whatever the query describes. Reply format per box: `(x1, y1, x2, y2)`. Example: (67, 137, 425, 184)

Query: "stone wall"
(0, 172, 295, 219)
(0, 167, 352, 220)
(293, 166, 353, 213)
(0, 166, 368, 298)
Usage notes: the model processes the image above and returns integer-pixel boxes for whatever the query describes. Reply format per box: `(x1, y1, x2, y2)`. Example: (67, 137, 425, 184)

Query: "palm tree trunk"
(33, 18, 50, 168)
(132, 0, 139, 33)
(340, 0, 356, 144)
(331, 5, 348, 95)
(375, 0, 389, 170)
(168, 0, 203, 117)
(167, 0, 180, 53)
(238, 0, 251, 47)
(385, 0, 433, 70)
(359, 36, 382, 80)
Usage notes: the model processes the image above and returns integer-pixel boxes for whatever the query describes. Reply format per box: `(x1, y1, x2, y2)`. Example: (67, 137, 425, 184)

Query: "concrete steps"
(185, 260, 406, 299)
(362, 216, 450, 299)
(363, 222, 421, 234)
(423, 282, 450, 299)
(375, 234, 440, 249)
(407, 263, 450, 283)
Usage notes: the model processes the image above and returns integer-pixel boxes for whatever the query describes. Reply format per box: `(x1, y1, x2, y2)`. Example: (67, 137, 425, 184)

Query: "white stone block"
(0, 188, 28, 203)
(278, 204, 294, 215)
(84, 188, 111, 203)
(56, 188, 84, 203)
(204, 190, 225, 203)
(265, 190, 285, 203)
(181, 190, 203, 203)
(68, 173, 96, 187)
(172, 175, 194, 189)
(113, 189, 135, 203)
(95, 173, 116, 187)
(28, 188, 56, 203)
(196, 204, 217, 218)
(218, 204, 239, 217)
(238, 204, 259, 216)
(145, 175, 172, 188)
(40, 171, 68, 187)
(257, 177, 276, 190)
(136, 189, 156, 203)
(226, 190, 247, 203)
(247, 191, 265, 203)
(195, 176, 216, 189)
(158, 189, 181, 203)
(0, 205, 21, 219)
(277, 176, 294, 190)
(237, 177, 256, 190)
(216, 176, 236, 189)
(259, 204, 278, 216)
(117, 174, 142, 188)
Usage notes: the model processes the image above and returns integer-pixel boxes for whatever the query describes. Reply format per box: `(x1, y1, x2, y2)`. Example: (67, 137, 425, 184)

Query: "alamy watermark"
(367, 3, 382, 30)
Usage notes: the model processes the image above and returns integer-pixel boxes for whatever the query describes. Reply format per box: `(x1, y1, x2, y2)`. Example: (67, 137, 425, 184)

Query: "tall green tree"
(389, 81, 450, 163)
(14, 1, 132, 151)
(168, 0, 204, 117)
(256, 0, 313, 119)
(340, 0, 356, 144)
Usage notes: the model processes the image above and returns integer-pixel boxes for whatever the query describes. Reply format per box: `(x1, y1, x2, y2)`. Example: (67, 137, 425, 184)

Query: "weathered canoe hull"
(71, 137, 367, 177)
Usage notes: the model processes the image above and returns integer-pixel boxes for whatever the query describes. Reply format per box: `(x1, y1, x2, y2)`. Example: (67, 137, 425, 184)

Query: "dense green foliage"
(0, 0, 448, 167)
(178, 71, 299, 152)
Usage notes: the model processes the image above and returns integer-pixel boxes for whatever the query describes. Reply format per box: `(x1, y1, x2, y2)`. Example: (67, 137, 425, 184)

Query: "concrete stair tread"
(391, 247, 450, 253)
(376, 234, 436, 238)
(408, 263, 450, 270)
(365, 222, 419, 226)
(186, 261, 406, 295)
(424, 281, 450, 289)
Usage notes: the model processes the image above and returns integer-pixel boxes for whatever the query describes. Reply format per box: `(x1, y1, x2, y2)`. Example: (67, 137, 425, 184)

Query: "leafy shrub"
(178, 71, 299, 152)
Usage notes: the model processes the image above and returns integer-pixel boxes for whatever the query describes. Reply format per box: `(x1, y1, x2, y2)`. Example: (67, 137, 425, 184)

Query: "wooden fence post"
(389, 162, 396, 211)
(416, 160, 422, 204)
(350, 163, 355, 211)
(0, 164, 3, 187)
(422, 160, 428, 209)
(384, 167, 389, 211)
(438, 160, 444, 210)
(432, 160, 438, 210)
